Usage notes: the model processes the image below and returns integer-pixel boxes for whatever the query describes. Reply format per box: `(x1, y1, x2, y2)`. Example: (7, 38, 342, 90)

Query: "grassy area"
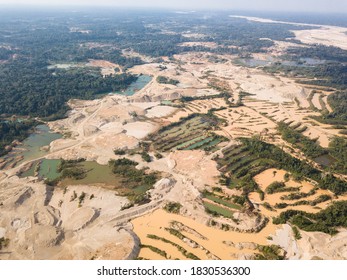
(203, 201, 235, 219)
(203, 193, 241, 210)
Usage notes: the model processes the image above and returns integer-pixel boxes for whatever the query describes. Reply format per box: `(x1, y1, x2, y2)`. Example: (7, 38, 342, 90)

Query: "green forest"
(0, 61, 137, 119)
(273, 201, 347, 235)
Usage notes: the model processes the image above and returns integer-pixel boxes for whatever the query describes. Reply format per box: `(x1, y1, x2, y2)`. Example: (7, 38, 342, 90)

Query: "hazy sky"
(0, 0, 346, 13)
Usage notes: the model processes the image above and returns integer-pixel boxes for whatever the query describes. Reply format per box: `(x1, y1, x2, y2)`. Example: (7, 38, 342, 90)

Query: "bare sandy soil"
(231, 15, 347, 51)
(47, 95, 173, 164)
(86, 59, 123, 77)
(169, 150, 220, 187)
(0, 175, 138, 260)
(242, 98, 341, 147)
(272, 224, 347, 260)
(294, 28, 347, 51)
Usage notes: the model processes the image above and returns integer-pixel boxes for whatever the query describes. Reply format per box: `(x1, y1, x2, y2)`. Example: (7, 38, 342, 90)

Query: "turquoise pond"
(115, 75, 152, 96)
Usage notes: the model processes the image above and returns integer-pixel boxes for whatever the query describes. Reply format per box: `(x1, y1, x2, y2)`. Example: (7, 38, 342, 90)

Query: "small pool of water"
(62, 161, 118, 185)
(2, 124, 62, 168)
(20, 159, 61, 180)
(39, 159, 62, 180)
(314, 154, 336, 167)
(19, 125, 62, 163)
(115, 75, 152, 96)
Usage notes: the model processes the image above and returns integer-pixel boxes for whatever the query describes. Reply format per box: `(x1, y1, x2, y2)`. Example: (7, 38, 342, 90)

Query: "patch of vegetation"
(58, 159, 87, 180)
(150, 114, 227, 153)
(262, 202, 275, 211)
(54, 159, 87, 181)
(280, 189, 316, 200)
(254, 245, 286, 260)
(156, 75, 179, 85)
(78, 192, 86, 207)
(315, 92, 347, 124)
(273, 201, 347, 235)
(310, 194, 331, 206)
(0, 62, 137, 119)
(266, 181, 299, 194)
(203, 201, 235, 219)
(240, 137, 347, 195)
(114, 148, 126, 155)
(164, 202, 182, 214)
(154, 152, 163, 159)
(141, 152, 151, 162)
(147, 234, 200, 260)
(329, 137, 347, 174)
(286, 45, 347, 63)
(216, 144, 265, 193)
(277, 122, 327, 159)
(109, 158, 159, 193)
(292, 226, 302, 240)
(0, 237, 10, 250)
(140, 244, 168, 259)
(232, 195, 246, 206)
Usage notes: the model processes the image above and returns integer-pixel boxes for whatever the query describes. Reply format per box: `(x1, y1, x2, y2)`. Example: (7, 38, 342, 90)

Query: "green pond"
(40, 159, 62, 180)
(63, 161, 153, 194)
(2, 124, 62, 168)
(115, 75, 152, 96)
(20, 159, 61, 179)
(161, 100, 175, 106)
(21, 160, 116, 183)
(203, 201, 235, 219)
(20, 125, 62, 162)
(64, 161, 118, 185)
(21, 159, 151, 194)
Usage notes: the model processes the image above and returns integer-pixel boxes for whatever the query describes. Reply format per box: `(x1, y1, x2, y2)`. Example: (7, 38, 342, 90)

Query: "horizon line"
(0, 5, 346, 15)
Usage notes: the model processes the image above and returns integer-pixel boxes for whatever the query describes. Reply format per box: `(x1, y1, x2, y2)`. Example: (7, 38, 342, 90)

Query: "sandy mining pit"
(1, 47, 346, 260)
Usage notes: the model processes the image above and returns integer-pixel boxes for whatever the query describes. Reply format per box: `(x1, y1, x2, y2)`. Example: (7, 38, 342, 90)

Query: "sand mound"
(123, 122, 157, 139)
(64, 207, 97, 231)
(146, 106, 177, 118)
